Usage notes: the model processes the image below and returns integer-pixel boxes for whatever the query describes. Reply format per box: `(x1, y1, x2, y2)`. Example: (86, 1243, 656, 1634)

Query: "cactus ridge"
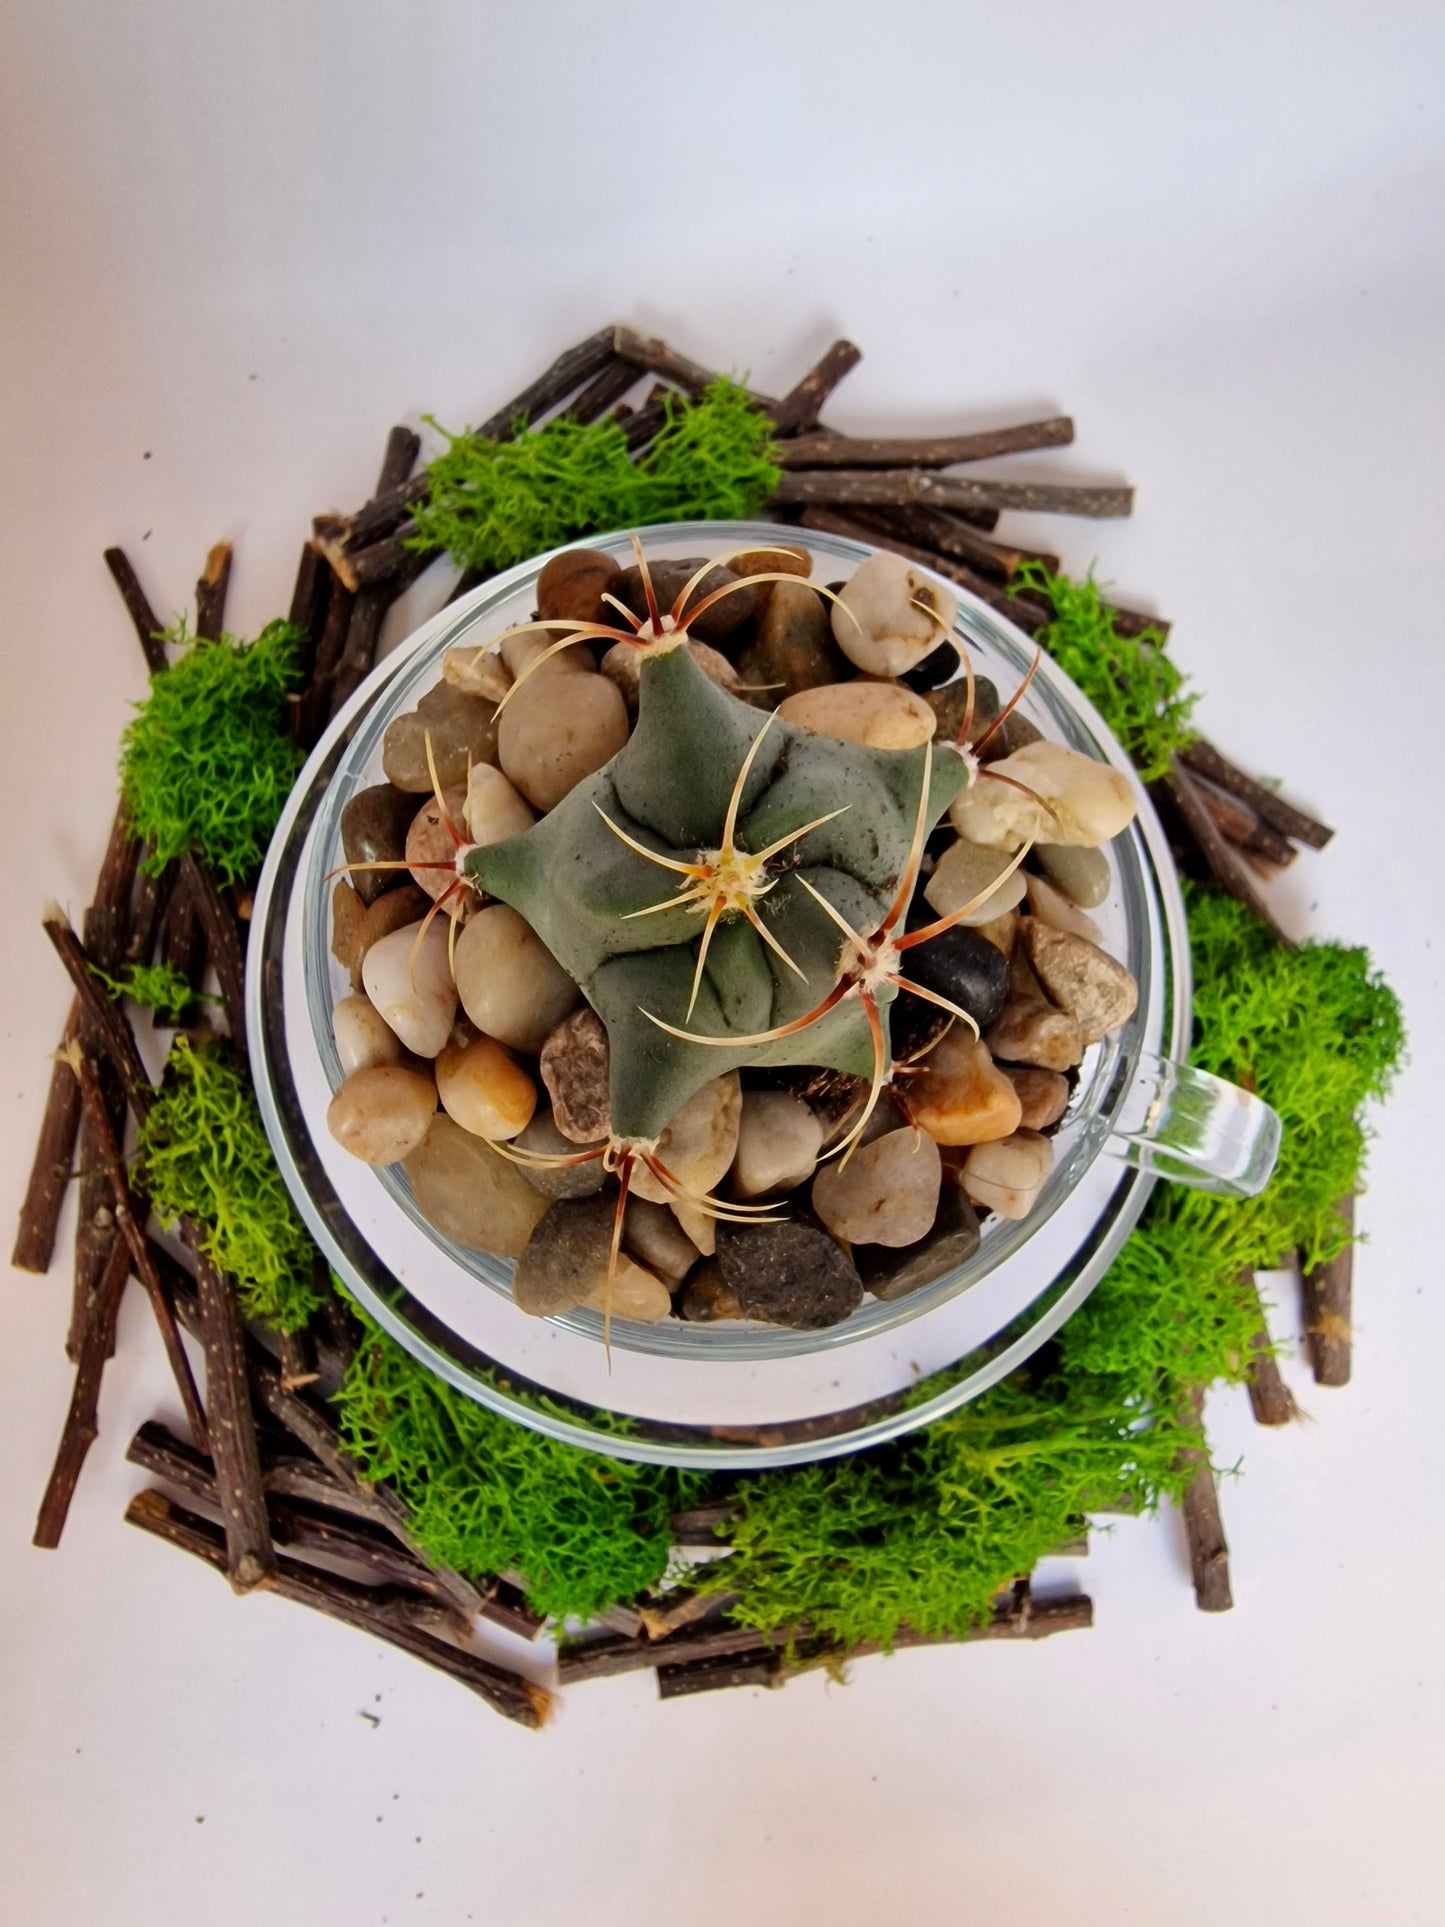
(467, 644, 967, 1139)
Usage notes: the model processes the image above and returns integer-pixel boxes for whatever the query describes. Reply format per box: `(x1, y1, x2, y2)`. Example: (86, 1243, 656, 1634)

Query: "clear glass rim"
(247, 520, 1191, 1467)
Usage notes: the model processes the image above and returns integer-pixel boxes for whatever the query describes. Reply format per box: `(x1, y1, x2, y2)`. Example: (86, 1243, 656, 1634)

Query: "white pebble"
(832, 551, 957, 678)
(950, 742, 1137, 850)
(732, 1091, 824, 1198)
(360, 918, 457, 1059)
(333, 992, 403, 1075)
(962, 1130, 1054, 1219)
(465, 763, 536, 848)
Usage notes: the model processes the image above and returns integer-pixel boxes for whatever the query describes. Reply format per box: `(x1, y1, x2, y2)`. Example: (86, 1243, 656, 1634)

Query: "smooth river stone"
(536, 547, 622, 626)
(404, 1115, 548, 1258)
(962, 1129, 1054, 1220)
(348, 883, 430, 992)
(615, 559, 756, 644)
(950, 741, 1136, 850)
(443, 643, 512, 704)
(452, 904, 580, 1054)
(904, 1028, 1023, 1146)
(736, 577, 850, 704)
(499, 624, 595, 681)
(1036, 841, 1111, 909)
(622, 1197, 701, 1285)
(831, 550, 958, 679)
(405, 787, 468, 905)
(1024, 871, 1102, 944)
(1020, 919, 1139, 1045)
(465, 763, 535, 848)
(360, 917, 457, 1059)
(539, 1007, 612, 1143)
(382, 681, 499, 793)
(731, 1090, 824, 1199)
(715, 1220, 863, 1330)
(669, 1197, 716, 1258)
(811, 1126, 942, 1248)
(924, 837, 1027, 926)
(497, 670, 629, 812)
(341, 784, 416, 904)
(326, 1066, 437, 1166)
(332, 993, 403, 1075)
(985, 998, 1084, 1072)
(513, 1106, 606, 1200)
(331, 879, 366, 975)
(435, 1035, 537, 1141)
(677, 1259, 744, 1322)
(777, 679, 936, 750)
(856, 1178, 981, 1302)
(1004, 1066, 1071, 1131)
(629, 1074, 742, 1207)
(584, 1256, 672, 1323)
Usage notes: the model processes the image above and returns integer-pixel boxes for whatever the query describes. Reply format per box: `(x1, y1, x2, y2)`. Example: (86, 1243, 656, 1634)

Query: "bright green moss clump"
(1015, 562, 1197, 782)
(137, 1035, 320, 1332)
(89, 960, 210, 1023)
(408, 378, 780, 575)
(120, 619, 304, 886)
(332, 1306, 703, 1622)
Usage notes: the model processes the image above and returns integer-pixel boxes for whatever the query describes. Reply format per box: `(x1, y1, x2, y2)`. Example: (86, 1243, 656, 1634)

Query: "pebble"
(949, 741, 1136, 849)
(435, 1035, 537, 1141)
(348, 884, 430, 992)
(600, 639, 739, 712)
(856, 1178, 981, 1302)
(630, 1074, 741, 1207)
(962, 1129, 1054, 1220)
(899, 921, 1010, 1032)
(497, 669, 629, 812)
(985, 997, 1084, 1071)
(731, 1090, 824, 1199)
(903, 1027, 1023, 1146)
(333, 993, 404, 1075)
(623, 1197, 701, 1284)
(513, 1106, 606, 1199)
(360, 916, 458, 1058)
(900, 639, 962, 693)
(326, 1066, 437, 1165)
(537, 547, 622, 626)
(973, 909, 1020, 957)
(1025, 871, 1102, 944)
(539, 1007, 612, 1143)
(443, 644, 512, 705)
(924, 673, 997, 745)
(1020, 919, 1139, 1045)
(977, 708, 1043, 762)
(331, 879, 366, 975)
(341, 784, 417, 905)
(677, 1259, 743, 1322)
(512, 1194, 613, 1316)
(453, 904, 580, 1053)
(1036, 841, 1111, 909)
(383, 681, 499, 793)
(616, 559, 756, 643)
(735, 577, 850, 702)
(1004, 1066, 1071, 1131)
(670, 1197, 716, 1257)
(404, 1119, 546, 1261)
(726, 544, 812, 613)
(812, 1126, 941, 1247)
(405, 788, 468, 905)
(584, 1255, 672, 1323)
(778, 679, 936, 750)
(465, 763, 535, 849)
(923, 836, 1027, 926)
(832, 551, 958, 678)
(715, 1220, 864, 1329)
(499, 624, 595, 682)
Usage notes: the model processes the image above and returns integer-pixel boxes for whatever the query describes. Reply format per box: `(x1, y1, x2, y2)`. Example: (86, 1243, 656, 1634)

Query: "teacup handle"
(1108, 1050, 1281, 1200)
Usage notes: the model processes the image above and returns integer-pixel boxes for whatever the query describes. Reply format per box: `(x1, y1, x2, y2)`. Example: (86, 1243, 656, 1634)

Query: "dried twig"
(103, 547, 168, 675)
(1177, 1387, 1233, 1612)
(1180, 739, 1333, 850)
(776, 467, 1134, 518)
(1302, 1197, 1355, 1386)
(768, 338, 863, 434)
(32, 1237, 131, 1548)
(193, 541, 233, 641)
(778, 418, 1075, 468)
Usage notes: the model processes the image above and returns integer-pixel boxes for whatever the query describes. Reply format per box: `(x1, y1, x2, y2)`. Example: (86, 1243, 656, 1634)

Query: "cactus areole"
(464, 645, 968, 1141)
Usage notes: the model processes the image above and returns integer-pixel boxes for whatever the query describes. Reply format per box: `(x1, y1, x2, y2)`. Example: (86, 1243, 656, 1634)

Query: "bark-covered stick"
(778, 418, 1075, 468)
(11, 998, 81, 1274)
(836, 501, 1058, 582)
(1303, 1196, 1355, 1386)
(611, 325, 724, 398)
(1241, 1273, 1300, 1425)
(775, 467, 1134, 518)
(1177, 1386, 1233, 1612)
(103, 547, 168, 675)
(797, 506, 1055, 635)
(67, 1047, 209, 1450)
(1179, 739, 1333, 850)
(768, 339, 863, 434)
(193, 541, 233, 641)
(125, 1491, 553, 1729)
(185, 1241, 275, 1592)
(563, 357, 641, 424)
(1153, 756, 1294, 948)
(32, 1236, 131, 1548)
(41, 912, 154, 1122)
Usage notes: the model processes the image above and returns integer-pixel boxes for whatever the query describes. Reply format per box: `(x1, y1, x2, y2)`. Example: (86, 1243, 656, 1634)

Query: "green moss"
(1014, 563, 1198, 782)
(89, 959, 213, 1022)
(137, 1034, 320, 1332)
(331, 1303, 702, 1621)
(407, 378, 780, 575)
(120, 618, 304, 887)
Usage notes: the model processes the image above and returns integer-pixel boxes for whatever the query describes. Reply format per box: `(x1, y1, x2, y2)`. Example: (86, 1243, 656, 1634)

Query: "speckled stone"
(856, 1178, 981, 1302)
(715, 1220, 863, 1330)
(539, 1007, 612, 1144)
(382, 681, 498, 792)
(1020, 918, 1138, 1045)
(403, 1115, 548, 1257)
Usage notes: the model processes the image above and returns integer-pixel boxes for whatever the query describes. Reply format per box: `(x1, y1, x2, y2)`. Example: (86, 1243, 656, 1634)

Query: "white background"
(3, 4, 1444, 1922)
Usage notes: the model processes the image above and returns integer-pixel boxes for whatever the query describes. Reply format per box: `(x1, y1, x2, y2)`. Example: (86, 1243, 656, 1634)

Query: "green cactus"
(465, 645, 968, 1141)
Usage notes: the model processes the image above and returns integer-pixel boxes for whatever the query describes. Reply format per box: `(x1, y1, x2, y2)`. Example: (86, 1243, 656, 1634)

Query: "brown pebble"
(677, 1259, 744, 1322)
(986, 998, 1084, 1072)
(405, 789, 468, 905)
(537, 547, 622, 626)
(1004, 1067, 1071, 1131)
(539, 1007, 612, 1143)
(1020, 918, 1139, 1045)
(383, 681, 498, 792)
(331, 879, 366, 974)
